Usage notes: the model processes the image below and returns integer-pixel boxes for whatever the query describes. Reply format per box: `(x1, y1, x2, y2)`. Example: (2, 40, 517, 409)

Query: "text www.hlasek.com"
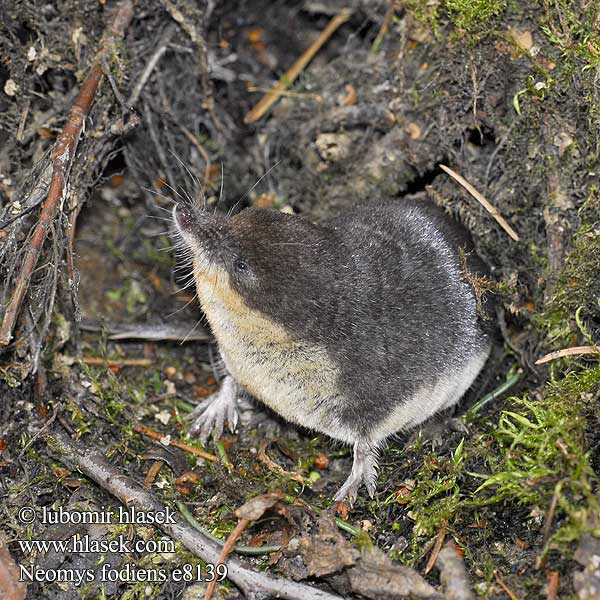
(18, 533, 174, 555)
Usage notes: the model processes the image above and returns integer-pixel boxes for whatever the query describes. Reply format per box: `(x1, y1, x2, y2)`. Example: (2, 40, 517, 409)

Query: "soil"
(0, 1, 599, 599)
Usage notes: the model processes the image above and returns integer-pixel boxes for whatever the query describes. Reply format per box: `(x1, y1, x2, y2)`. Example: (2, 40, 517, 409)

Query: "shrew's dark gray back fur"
(231, 199, 491, 436)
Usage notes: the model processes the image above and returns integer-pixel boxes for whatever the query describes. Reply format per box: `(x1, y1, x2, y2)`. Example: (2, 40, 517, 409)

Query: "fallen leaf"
(175, 471, 201, 495)
(348, 546, 442, 599)
(53, 467, 69, 479)
(254, 192, 277, 208)
(235, 492, 285, 521)
(314, 453, 329, 469)
(298, 513, 357, 577)
(0, 543, 26, 600)
(340, 84, 357, 106)
(192, 385, 212, 398)
(247, 28, 264, 43)
(4, 80, 17, 96)
(406, 122, 422, 140)
(62, 478, 81, 489)
(509, 28, 533, 51)
(335, 502, 349, 520)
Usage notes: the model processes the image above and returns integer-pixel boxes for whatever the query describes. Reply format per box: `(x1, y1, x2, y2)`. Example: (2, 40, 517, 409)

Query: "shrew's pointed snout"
(172, 204, 194, 233)
(172, 204, 228, 275)
(173, 204, 222, 238)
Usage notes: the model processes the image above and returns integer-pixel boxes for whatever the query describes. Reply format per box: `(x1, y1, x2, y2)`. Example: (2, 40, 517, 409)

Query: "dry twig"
(128, 25, 176, 107)
(439, 164, 520, 242)
(143, 461, 164, 489)
(546, 571, 559, 600)
(133, 423, 218, 462)
(16, 98, 30, 143)
(437, 541, 475, 600)
(541, 482, 562, 550)
(258, 440, 305, 484)
(245, 10, 352, 123)
(424, 519, 447, 575)
(535, 345, 599, 365)
(493, 570, 520, 600)
(45, 429, 340, 600)
(204, 493, 285, 600)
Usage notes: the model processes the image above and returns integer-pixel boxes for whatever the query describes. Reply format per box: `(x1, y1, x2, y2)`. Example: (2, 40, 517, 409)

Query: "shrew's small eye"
(235, 259, 248, 272)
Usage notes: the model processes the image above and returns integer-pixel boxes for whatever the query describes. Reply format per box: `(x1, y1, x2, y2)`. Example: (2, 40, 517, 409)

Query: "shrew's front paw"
(188, 376, 239, 444)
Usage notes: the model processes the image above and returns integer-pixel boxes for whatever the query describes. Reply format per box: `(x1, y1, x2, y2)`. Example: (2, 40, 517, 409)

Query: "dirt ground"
(1, 0, 599, 599)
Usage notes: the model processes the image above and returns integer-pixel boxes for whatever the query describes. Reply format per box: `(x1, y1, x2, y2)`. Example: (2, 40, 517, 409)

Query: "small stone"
(315, 132, 352, 162)
(4, 79, 17, 96)
(154, 410, 171, 426)
(406, 122, 422, 140)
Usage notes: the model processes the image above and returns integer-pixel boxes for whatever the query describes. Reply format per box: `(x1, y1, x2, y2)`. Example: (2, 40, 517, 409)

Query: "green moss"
(475, 365, 600, 549)
(539, 0, 600, 71)
(444, 0, 506, 31)
(534, 223, 600, 347)
(404, 0, 506, 35)
(404, 0, 441, 35)
(393, 359, 599, 584)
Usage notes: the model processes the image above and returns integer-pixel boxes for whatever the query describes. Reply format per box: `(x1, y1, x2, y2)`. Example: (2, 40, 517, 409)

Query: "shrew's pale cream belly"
(195, 271, 353, 442)
(194, 267, 487, 445)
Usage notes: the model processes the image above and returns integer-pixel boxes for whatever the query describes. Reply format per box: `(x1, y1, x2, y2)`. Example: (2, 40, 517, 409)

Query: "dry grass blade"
(439, 164, 520, 242)
(244, 10, 352, 123)
(494, 570, 520, 600)
(133, 423, 218, 462)
(535, 345, 599, 365)
(81, 357, 154, 368)
(424, 519, 446, 575)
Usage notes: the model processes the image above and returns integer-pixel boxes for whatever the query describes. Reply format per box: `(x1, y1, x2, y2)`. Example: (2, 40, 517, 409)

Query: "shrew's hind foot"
(188, 375, 240, 444)
(405, 413, 469, 452)
(333, 441, 379, 504)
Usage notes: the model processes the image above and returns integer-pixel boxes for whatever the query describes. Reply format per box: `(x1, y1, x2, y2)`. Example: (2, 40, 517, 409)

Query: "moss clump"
(444, 0, 506, 31)
(535, 223, 600, 347)
(403, 0, 441, 35)
(476, 364, 600, 548)
(404, 0, 506, 35)
(538, 0, 600, 72)
(396, 362, 599, 587)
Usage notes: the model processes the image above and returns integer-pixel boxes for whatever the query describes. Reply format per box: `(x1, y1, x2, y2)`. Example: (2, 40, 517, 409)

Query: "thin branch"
(0, 0, 135, 345)
(45, 429, 341, 600)
(128, 25, 176, 107)
(205, 518, 250, 600)
(16, 98, 31, 143)
(244, 10, 352, 123)
(493, 570, 520, 600)
(133, 423, 218, 463)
